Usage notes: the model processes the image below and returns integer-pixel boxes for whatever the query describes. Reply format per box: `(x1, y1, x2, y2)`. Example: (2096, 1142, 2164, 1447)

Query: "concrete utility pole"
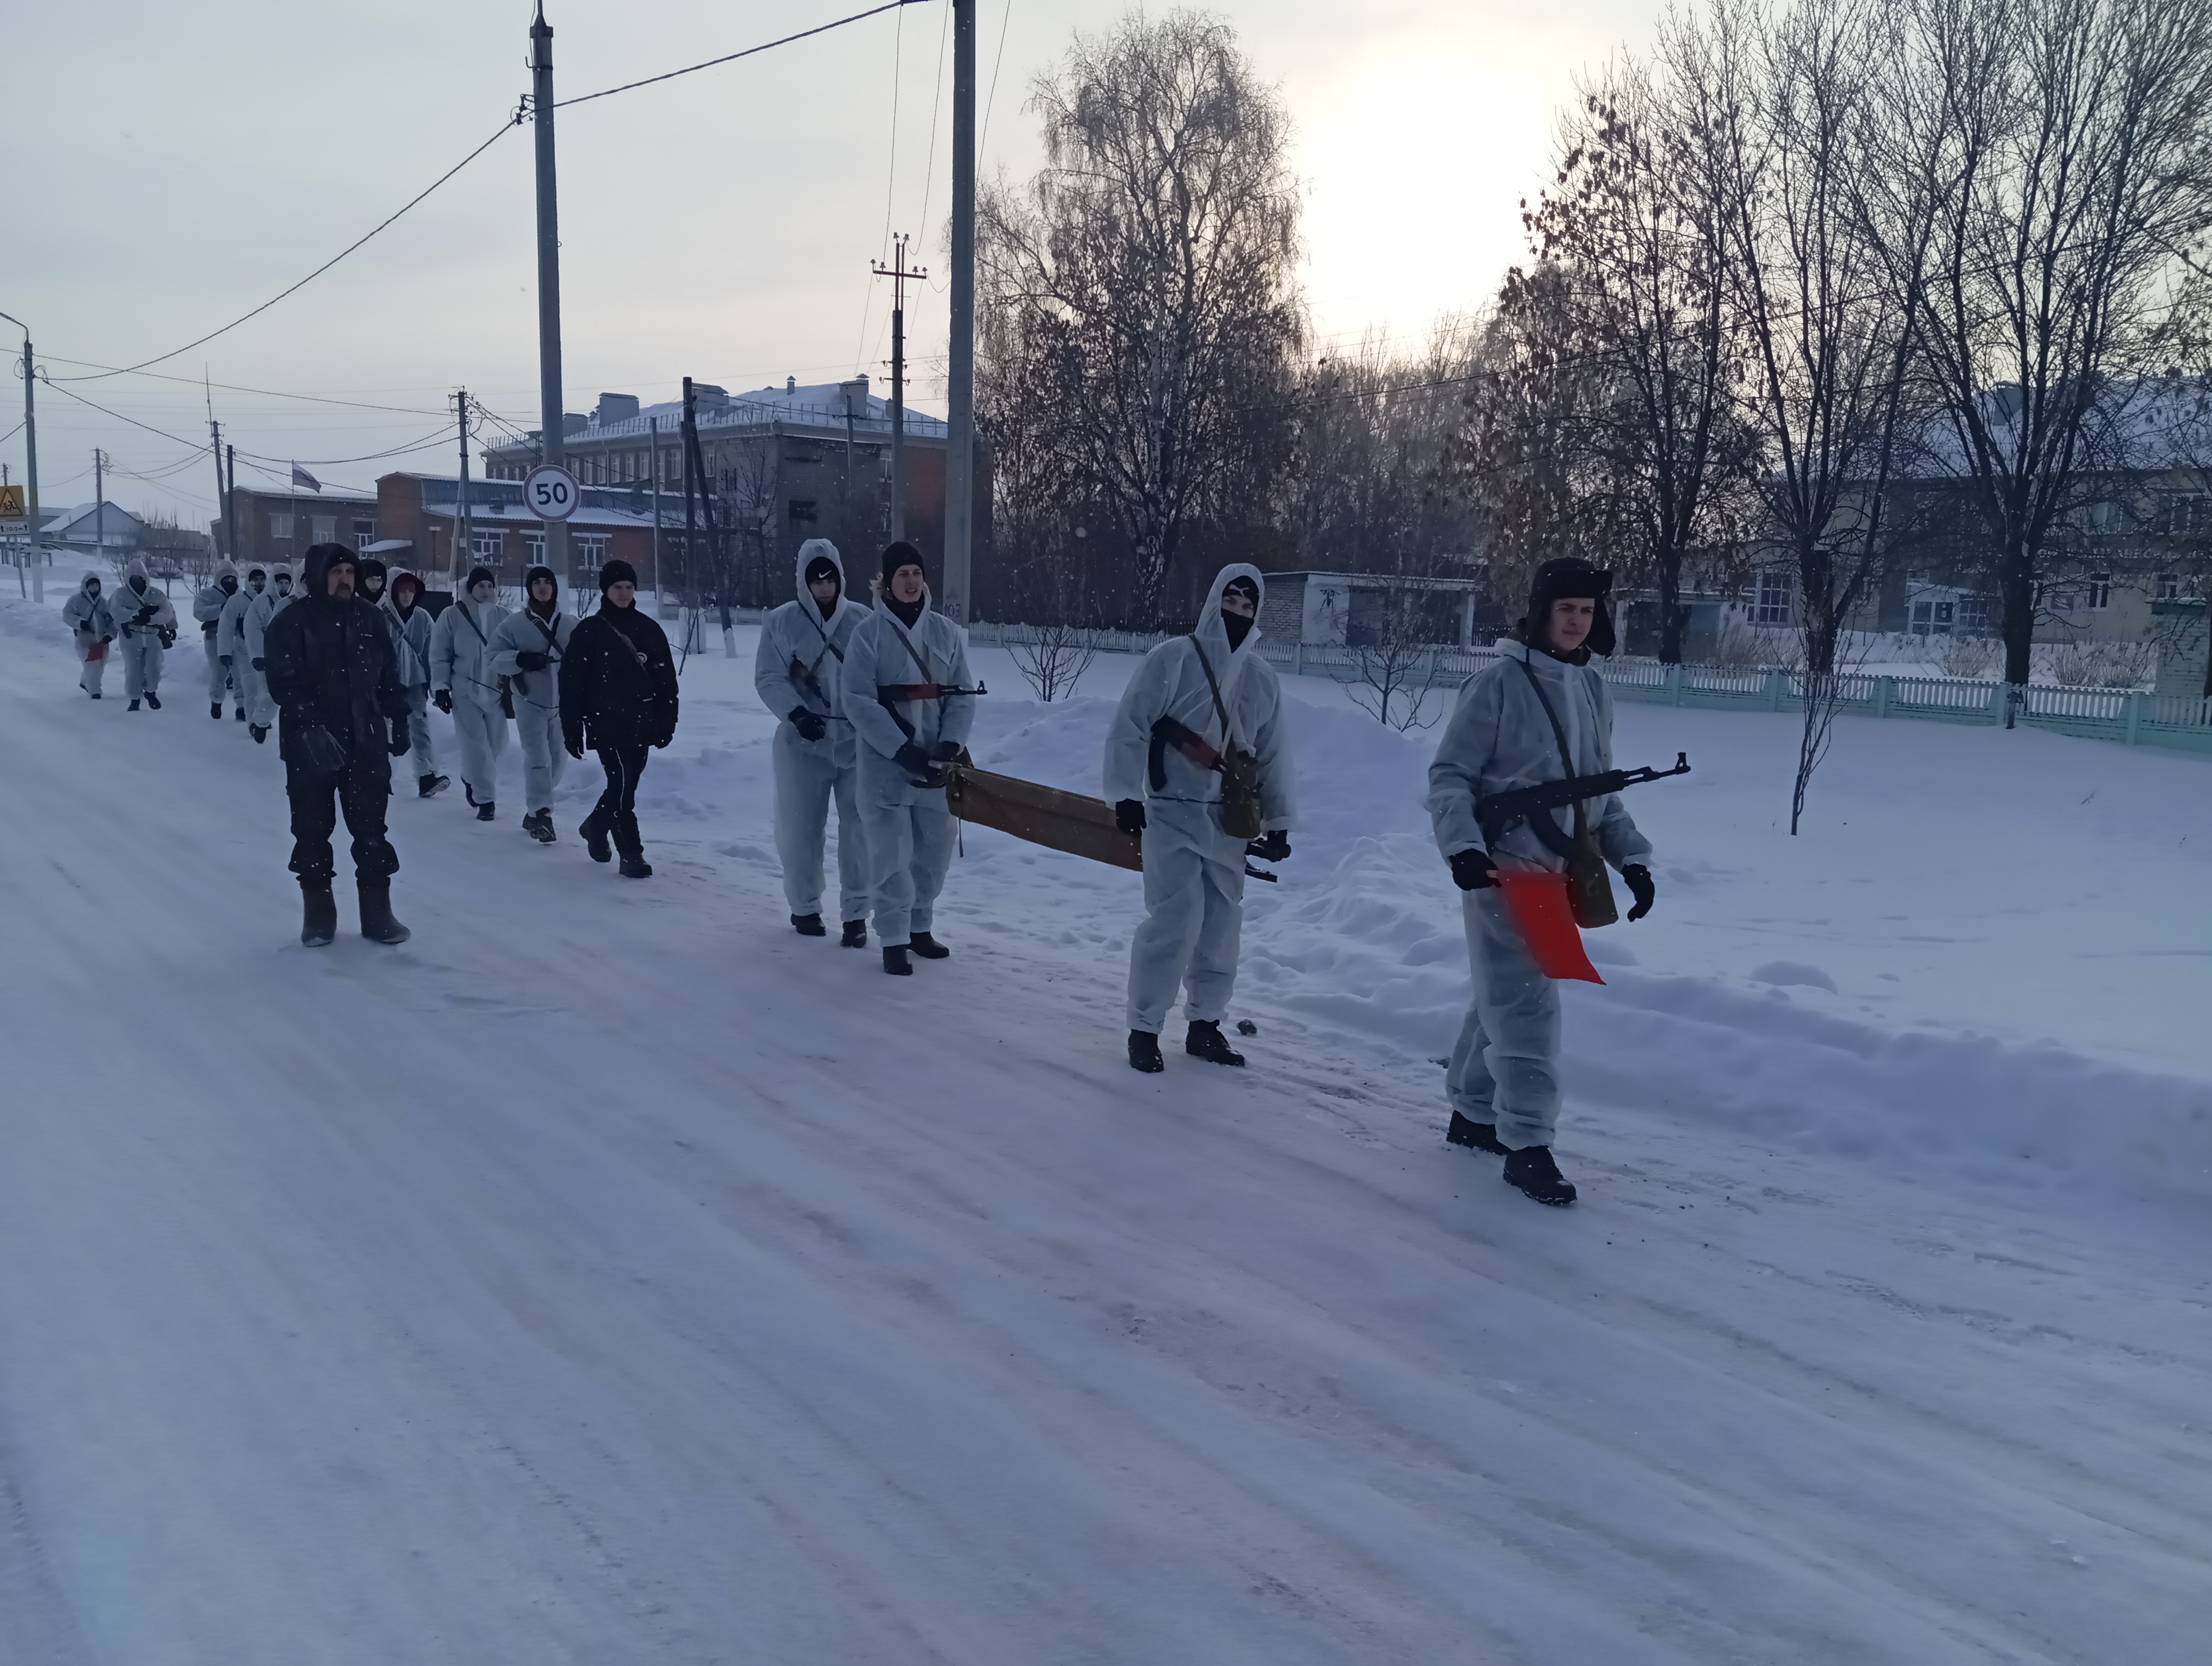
(530, 2, 572, 579)
(94, 449, 106, 559)
(649, 416, 662, 606)
(2, 313, 42, 600)
(226, 445, 236, 572)
(455, 388, 474, 586)
(942, 0, 976, 621)
(208, 420, 228, 559)
(872, 235, 925, 544)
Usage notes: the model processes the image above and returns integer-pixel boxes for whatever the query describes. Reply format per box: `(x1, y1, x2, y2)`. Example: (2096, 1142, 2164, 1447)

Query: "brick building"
(371, 473, 659, 593)
(212, 483, 379, 572)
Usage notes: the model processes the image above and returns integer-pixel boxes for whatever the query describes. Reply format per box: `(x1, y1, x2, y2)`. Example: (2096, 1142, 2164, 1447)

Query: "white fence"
(959, 619, 2212, 755)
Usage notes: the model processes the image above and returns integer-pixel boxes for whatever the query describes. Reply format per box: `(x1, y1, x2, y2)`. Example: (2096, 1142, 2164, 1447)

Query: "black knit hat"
(804, 554, 841, 589)
(1518, 558, 1616, 658)
(466, 565, 497, 591)
(599, 558, 638, 592)
(880, 540, 925, 588)
(357, 556, 387, 591)
(524, 563, 557, 592)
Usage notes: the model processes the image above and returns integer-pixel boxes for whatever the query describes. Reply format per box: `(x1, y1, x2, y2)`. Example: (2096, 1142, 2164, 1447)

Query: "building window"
(577, 534, 608, 565)
(2163, 495, 2203, 538)
(524, 534, 546, 565)
(269, 512, 294, 540)
(311, 515, 336, 542)
(1957, 594, 1991, 633)
(788, 498, 818, 524)
(2156, 571, 2180, 601)
(2086, 572, 2112, 610)
(471, 529, 503, 559)
(352, 518, 375, 547)
(1745, 569, 1791, 626)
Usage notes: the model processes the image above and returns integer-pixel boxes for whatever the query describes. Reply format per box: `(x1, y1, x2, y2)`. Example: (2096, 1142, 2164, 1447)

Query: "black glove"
(251, 656, 266, 672)
(564, 732, 586, 760)
(515, 650, 549, 672)
(389, 727, 411, 758)
(219, 655, 232, 668)
(930, 739, 963, 763)
(1114, 798, 1147, 837)
(789, 707, 827, 742)
(893, 741, 938, 784)
(1247, 829, 1291, 864)
(1623, 863, 1656, 922)
(134, 605, 157, 625)
(1449, 849, 1500, 891)
(432, 688, 453, 714)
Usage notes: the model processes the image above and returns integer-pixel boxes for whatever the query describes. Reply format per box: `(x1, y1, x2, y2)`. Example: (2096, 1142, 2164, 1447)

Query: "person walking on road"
(382, 570, 448, 799)
(430, 566, 512, 822)
(841, 541, 979, 976)
(1426, 558, 1657, 1207)
(262, 544, 415, 947)
(194, 561, 240, 718)
(113, 558, 176, 711)
(1104, 566, 1295, 1074)
(560, 560, 678, 879)
(61, 572, 115, 700)
(489, 565, 574, 843)
(755, 538, 871, 944)
(218, 563, 266, 726)
(243, 563, 296, 742)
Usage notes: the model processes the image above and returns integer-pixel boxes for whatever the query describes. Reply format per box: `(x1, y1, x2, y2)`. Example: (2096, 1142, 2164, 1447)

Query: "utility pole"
(649, 416, 661, 607)
(530, 2, 571, 581)
(942, 0, 978, 621)
(872, 234, 925, 543)
(208, 420, 228, 561)
(2, 314, 41, 601)
(95, 448, 106, 561)
(226, 445, 236, 572)
(680, 377, 698, 656)
(455, 388, 474, 587)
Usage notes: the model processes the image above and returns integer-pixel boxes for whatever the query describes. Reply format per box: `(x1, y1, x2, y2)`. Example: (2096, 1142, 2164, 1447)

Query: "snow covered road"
(2, 607, 2209, 1663)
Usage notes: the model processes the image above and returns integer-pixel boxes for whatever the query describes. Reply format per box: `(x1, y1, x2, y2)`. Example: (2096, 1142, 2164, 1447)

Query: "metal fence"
(959, 619, 2212, 756)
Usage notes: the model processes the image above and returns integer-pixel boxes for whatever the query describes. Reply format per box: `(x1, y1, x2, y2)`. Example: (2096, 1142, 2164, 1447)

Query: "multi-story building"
(371, 473, 659, 593)
(213, 483, 380, 573)
(481, 377, 976, 607)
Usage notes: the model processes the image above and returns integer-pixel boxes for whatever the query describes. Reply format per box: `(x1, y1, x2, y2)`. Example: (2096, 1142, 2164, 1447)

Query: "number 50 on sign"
(522, 464, 581, 522)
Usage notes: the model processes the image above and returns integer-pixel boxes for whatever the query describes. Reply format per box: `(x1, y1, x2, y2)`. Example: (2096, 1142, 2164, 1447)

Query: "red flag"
(1497, 868, 1605, 984)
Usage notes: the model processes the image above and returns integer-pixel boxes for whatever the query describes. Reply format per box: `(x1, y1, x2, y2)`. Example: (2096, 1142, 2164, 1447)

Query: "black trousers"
(287, 757, 397, 886)
(587, 744, 651, 855)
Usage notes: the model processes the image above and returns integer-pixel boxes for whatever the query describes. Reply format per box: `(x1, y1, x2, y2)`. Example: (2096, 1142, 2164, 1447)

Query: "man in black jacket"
(560, 559, 679, 879)
(262, 544, 415, 946)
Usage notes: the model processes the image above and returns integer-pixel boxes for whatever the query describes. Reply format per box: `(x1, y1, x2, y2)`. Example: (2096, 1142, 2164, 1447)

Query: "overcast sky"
(5, 0, 1659, 527)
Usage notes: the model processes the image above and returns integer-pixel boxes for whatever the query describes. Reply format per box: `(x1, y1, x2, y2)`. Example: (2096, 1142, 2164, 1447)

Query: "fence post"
(1874, 675, 1893, 719)
(1989, 680, 2007, 725)
(1294, 639, 1304, 677)
(1666, 663, 1685, 706)
(1764, 669, 1786, 712)
(2124, 689, 2144, 745)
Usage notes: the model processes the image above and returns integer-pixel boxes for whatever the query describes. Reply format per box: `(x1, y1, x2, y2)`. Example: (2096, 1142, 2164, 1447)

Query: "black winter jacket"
(263, 547, 410, 781)
(560, 602, 680, 753)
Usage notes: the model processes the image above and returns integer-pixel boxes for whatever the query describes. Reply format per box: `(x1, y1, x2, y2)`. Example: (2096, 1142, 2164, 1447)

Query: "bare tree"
(1694, 0, 1935, 832)
(1900, 0, 2212, 716)
(977, 11, 1304, 628)
(1522, 57, 1763, 662)
(1340, 589, 1446, 730)
(1011, 620, 1102, 702)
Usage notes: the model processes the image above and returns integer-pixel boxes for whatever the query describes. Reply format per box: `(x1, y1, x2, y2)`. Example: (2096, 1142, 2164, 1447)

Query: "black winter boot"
(883, 944, 912, 976)
(1446, 1110, 1509, 1155)
(525, 810, 556, 843)
(618, 853, 652, 879)
(419, 773, 449, 798)
(476, 800, 496, 823)
(580, 812, 612, 863)
(358, 883, 411, 946)
(1502, 1145, 1577, 1207)
(1128, 1030, 1165, 1073)
(145, 691, 160, 709)
(210, 702, 222, 719)
(127, 698, 140, 711)
(300, 883, 338, 947)
(1185, 1019, 1245, 1067)
(840, 918, 867, 949)
(250, 724, 268, 744)
(908, 931, 950, 959)
(234, 706, 246, 720)
(792, 913, 826, 937)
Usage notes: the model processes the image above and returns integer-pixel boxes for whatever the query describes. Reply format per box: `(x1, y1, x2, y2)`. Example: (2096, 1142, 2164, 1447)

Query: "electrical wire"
(916, 0, 951, 254)
(556, 0, 931, 110)
(47, 115, 524, 385)
(40, 376, 461, 469)
(979, 0, 1013, 159)
(35, 355, 449, 414)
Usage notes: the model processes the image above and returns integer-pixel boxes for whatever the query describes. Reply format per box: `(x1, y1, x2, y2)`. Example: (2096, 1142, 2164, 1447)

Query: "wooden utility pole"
(872, 234, 925, 543)
(208, 420, 228, 560)
(649, 416, 662, 607)
(455, 388, 474, 587)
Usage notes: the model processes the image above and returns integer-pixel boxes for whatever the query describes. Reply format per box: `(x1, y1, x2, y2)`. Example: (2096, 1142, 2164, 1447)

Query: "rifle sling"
(1516, 656, 1590, 847)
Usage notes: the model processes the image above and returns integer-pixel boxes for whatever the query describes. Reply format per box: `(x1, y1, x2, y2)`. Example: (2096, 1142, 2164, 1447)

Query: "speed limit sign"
(522, 463, 582, 522)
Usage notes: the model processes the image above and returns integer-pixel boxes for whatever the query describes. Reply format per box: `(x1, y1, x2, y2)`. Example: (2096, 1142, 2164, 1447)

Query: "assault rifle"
(1475, 753, 1690, 848)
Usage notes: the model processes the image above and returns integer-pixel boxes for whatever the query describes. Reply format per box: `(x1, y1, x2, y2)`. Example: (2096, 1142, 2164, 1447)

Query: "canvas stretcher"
(945, 762, 1143, 874)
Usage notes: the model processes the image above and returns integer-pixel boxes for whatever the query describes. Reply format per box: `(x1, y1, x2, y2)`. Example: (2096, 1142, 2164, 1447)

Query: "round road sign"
(522, 463, 582, 522)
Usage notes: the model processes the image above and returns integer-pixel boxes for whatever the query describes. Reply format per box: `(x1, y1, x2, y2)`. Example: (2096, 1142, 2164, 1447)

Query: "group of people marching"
(63, 535, 1656, 1207)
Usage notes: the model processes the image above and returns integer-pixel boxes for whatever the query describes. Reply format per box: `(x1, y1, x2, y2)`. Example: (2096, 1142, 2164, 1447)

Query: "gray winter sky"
(5, 0, 1660, 528)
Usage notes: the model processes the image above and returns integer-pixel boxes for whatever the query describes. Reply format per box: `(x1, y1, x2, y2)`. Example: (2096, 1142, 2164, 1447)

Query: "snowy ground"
(2, 589, 2209, 1664)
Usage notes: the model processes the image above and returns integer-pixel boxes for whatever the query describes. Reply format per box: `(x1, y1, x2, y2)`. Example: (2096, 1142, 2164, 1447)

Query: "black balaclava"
(220, 573, 238, 594)
(804, 554, 841, 620)
(879, 541, 926, 629)
(1517, 558, 1616, 662)
(357, 557, 387, 603)
(391, 573, 421, 618)
(1220, 575, 1260, 650)
(129, 573, 148, 595)
(524, 563, 558, 618)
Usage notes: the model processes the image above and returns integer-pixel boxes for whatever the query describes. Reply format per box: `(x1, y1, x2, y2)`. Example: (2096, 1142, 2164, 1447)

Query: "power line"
(39, 376, 460, 469)
(556, 0, 932, 110)
(47, 115, 524, 385)
(979, 0, 1014, 158)
(35, 355, 448, 414)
